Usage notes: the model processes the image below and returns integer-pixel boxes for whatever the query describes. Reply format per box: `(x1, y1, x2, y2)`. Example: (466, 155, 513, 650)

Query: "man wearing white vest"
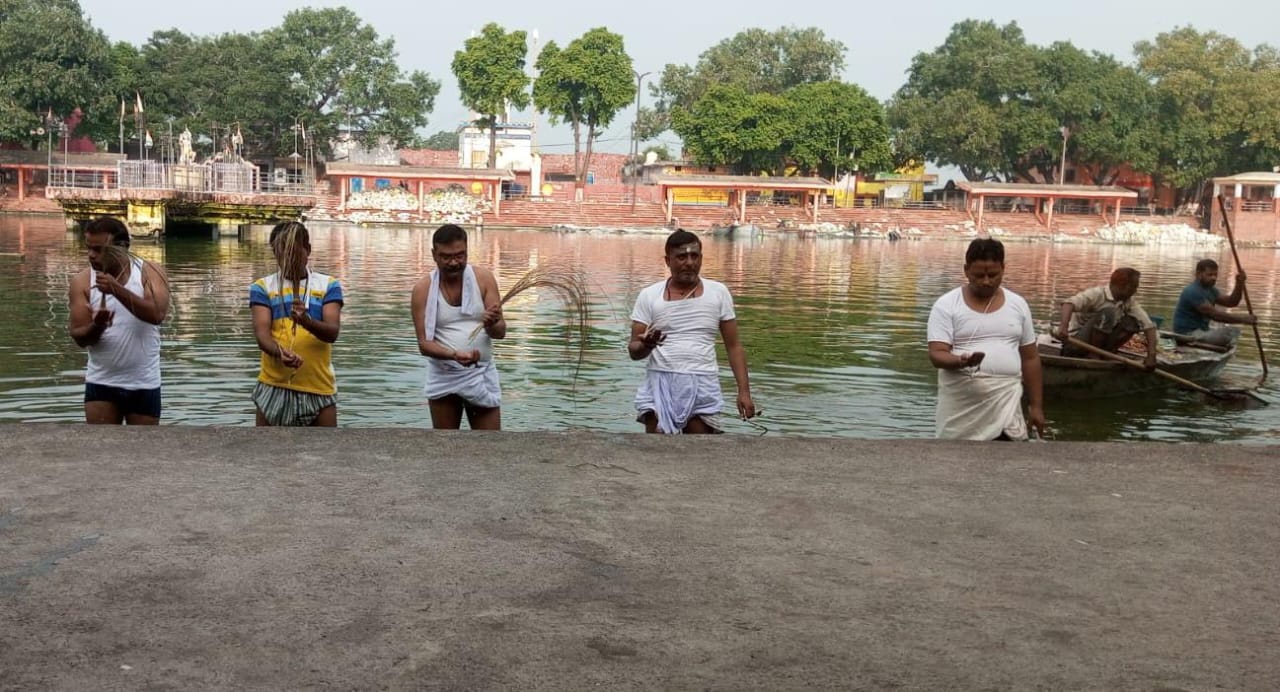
(411, 224, 507, 430)
(68, 217, 170, 424)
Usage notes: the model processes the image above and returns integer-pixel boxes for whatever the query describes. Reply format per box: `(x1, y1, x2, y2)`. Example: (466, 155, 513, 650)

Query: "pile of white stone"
(1084, 221, 1224, 246)
(421, 190, 491, 224)
(347, 188, 418, 211)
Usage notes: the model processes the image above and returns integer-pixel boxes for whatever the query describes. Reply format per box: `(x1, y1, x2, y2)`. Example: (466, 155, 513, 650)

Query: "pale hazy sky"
(80, 0, 1280, 155)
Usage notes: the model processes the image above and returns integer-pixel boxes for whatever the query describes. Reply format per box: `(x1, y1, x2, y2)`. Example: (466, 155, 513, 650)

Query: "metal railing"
(47, 162, 317, 197)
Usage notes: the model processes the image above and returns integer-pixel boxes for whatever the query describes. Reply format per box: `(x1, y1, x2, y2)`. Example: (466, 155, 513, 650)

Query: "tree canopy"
(533, 27, 634, 189)
(452, 22, 529, 168)
(0, 3, 437, 159)
(641, 26, 846, 141)
(0, 0, 112, 142)
(889, 20, 1280, 202)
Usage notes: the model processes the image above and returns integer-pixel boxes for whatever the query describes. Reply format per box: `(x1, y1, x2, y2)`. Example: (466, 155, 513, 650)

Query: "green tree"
(1034, 42, 1158, 185)
(782, 82, 892, 178)
(0, 0, 112, 143)
(273, 7, 439, 156)
(645, 26, 846, 139)
(419, 129, 460, 150)
(888, 20, 1047, 182)
(451, 23, 529, 169)
(1135, 27, 1280, 202)
(118, 9, 437, 160)
(671, 85, 791, 174)
(533, 27, 635, 192)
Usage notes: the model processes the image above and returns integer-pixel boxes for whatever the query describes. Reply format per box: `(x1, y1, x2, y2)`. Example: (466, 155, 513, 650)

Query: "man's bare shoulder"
(69, 268, 90, 291)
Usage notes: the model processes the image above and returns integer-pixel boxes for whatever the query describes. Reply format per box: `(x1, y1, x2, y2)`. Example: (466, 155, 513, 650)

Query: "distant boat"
(1036, 333, 1234, 398)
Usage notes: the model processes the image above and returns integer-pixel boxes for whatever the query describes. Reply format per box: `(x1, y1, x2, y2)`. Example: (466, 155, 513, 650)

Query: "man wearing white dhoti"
(927, 238, 1046, 441)
(411, 224, 507, 430)
(629, 229, 757, 434)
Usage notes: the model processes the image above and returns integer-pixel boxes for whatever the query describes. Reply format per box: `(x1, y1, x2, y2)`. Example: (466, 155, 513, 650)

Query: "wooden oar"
(1216, 194, 1268, 384)
(1066, 336, 1267, 405)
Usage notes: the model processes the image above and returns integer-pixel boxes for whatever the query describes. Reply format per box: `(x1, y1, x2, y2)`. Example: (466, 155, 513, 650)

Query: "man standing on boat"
(411, 224, 506, 430)
(927, 238, 1046, 441)
(68, 217, 170, 424)
(1172, 259, 1255, 348)
(1056, 268, 1159, 369)
(629, 229, 756, 434)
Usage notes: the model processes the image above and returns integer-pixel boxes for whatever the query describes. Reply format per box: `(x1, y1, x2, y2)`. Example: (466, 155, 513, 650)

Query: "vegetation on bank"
(1, 0, 1277, 203)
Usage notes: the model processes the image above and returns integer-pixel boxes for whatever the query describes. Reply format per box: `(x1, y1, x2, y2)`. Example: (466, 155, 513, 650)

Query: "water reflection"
(1, 216, 1276, 442)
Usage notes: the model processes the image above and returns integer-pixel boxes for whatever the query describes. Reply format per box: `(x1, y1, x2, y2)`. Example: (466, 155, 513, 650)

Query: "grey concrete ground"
(1, 426, 1277, 691)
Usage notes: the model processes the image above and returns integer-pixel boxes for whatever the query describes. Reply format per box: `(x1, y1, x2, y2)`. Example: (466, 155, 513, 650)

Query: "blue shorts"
(84, 383, 162, 418)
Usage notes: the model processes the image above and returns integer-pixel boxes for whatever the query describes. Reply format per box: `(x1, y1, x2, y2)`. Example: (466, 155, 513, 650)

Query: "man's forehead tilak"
(672, 242, 701, 257)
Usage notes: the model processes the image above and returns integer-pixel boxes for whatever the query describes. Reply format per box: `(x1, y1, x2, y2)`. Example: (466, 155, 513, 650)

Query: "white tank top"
(433, 296, 493, 363)
(86, 258, 162, 388)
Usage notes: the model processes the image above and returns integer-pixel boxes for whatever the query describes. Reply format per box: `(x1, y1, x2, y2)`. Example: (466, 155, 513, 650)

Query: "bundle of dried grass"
(96, 244, 167, 313)
(468, 263, 593, 383)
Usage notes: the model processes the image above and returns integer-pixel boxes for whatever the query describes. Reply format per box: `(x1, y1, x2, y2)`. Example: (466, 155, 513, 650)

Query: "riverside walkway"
(2, 426, 1277, 690)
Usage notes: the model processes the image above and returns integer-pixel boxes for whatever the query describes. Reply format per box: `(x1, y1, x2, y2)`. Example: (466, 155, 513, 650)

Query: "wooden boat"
(1037, 333, 1235, 398)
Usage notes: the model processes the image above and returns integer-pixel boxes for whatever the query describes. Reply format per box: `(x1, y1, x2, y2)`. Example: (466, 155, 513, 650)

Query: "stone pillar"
(125, 200, 165, 238)
(214, 219, 242, 238)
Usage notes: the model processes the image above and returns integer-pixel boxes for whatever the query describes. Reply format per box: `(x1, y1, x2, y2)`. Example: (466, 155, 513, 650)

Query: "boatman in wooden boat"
(927, 238, 1046, 441)
(68, 217, 170, 424)
(1055, 268, 1158, 370)
(1172, 259, 1255, 348)
(628, 229, 756, 434)
(411, 224, 507, 430)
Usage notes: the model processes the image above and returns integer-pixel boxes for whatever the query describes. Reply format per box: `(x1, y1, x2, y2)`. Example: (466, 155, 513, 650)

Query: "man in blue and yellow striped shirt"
(249, 222, 344, 426)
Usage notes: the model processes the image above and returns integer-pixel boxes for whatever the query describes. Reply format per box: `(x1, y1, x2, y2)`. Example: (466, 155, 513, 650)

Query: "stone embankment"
(2, 426, 1277, 689)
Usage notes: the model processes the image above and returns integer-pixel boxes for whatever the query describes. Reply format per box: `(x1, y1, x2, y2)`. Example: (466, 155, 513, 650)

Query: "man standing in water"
(629, 229, 756, 434)
(927, 238, 1046, 440)
(411, 224, 506, 430)
(68, 217, 170, 424)
(249, 221, 344, 426)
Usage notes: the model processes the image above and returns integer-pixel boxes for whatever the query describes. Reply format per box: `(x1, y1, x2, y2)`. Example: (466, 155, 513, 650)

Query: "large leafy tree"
(451, 22, 529, 169)
(0, 0, 112, 143)
(782, 82, 893, 178)
(642, 26, 846, 142)
(117, 9, 437, 159)
(272, 7, 439, 156)
(888, 20, 1048, 182)
(671, 85, 791, 174)
(1135, 27, 1280, 202)
(533, 27, 635, 192)
(1035, 42, 1159, 185)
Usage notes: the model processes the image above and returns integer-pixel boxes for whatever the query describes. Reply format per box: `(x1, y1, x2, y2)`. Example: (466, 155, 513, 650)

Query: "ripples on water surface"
(2, 216, 1278, 443)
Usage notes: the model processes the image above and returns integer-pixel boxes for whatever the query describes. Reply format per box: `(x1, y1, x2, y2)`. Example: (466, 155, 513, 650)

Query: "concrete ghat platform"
(2, 427, 1277, 690)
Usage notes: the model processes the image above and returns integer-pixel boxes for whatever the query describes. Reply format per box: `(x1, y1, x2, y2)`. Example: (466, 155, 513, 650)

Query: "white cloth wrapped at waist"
(423, 359, 501, 408)
(935, 371, 1027, 441)
(635, 370, 723, 434)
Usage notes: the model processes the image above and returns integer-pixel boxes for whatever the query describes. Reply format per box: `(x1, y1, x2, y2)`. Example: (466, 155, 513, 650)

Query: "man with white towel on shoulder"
(411, 224, 506, 430)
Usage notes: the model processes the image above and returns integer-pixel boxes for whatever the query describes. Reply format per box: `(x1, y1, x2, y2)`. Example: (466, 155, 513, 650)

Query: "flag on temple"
(145, 131, 153, 148)
(135, 92, 144, 115)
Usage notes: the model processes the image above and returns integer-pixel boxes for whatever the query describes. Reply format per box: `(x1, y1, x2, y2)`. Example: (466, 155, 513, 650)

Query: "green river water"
(1, 215, 1277, 443)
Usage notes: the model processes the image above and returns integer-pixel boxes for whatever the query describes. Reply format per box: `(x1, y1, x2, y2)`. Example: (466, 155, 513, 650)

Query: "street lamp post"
(630, 70, 652, 212)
